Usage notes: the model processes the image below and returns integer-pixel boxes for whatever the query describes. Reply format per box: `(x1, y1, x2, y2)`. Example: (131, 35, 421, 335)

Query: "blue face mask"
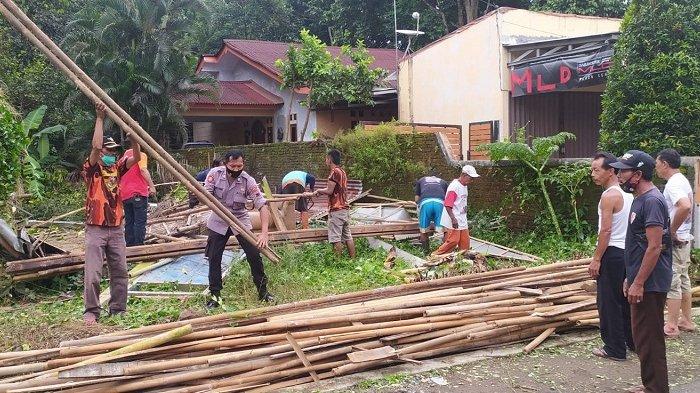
(101, 155, 117, 166)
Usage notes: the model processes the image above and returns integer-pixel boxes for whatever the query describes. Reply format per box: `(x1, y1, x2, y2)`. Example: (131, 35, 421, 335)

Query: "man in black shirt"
(611, 150, 672, 393)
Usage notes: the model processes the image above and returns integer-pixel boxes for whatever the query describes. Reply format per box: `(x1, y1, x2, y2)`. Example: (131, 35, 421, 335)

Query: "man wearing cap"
(434, 165, 479, 255)
(611, 150, 672, 393)
(82, 103, 141, 325)
(118, 136, 156, 246)
(280, 170, 316, 229)
(414, 173, 449, 254)
(655, 148, 696, 337)
(589, 152, 634, 361)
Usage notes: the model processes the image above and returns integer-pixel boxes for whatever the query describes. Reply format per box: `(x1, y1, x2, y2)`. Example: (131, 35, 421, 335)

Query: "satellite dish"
(396, 29, 425, 36)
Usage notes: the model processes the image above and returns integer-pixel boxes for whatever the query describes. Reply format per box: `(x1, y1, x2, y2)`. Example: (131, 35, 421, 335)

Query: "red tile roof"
(186, 80, 283, 107)
(200, 39, 397, 79)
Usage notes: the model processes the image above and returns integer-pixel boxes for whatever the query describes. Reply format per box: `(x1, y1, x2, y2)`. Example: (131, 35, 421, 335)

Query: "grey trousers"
(84, 224, 128, 318)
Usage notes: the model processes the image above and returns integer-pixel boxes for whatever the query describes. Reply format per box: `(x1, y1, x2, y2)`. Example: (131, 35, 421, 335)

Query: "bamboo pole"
(523, 327, 556, 353)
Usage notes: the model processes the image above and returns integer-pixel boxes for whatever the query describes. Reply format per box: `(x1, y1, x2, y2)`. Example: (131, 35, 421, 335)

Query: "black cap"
(102, 137, 120, 149)
(609, 150, 655, 178)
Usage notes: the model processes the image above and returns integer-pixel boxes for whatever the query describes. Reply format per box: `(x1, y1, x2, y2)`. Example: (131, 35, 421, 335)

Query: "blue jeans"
(123, 195, 148, 246)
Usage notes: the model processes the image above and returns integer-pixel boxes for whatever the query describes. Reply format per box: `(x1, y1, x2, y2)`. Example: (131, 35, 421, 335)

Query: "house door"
(251, 120, 265, 144)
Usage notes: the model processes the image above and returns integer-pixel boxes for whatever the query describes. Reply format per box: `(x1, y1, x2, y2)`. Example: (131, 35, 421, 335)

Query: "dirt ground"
(330, 321, 699, 393)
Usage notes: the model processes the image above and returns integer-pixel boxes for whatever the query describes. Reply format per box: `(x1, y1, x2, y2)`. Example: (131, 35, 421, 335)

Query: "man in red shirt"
(82, 103, 141, 325)
(119, 136, 156, 246)
(310, 149, 355, 257)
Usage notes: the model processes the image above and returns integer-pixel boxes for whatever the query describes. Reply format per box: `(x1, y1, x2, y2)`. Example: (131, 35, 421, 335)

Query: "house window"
(290, 113, 297, 121)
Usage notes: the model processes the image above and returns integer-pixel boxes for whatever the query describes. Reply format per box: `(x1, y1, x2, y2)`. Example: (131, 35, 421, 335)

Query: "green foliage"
(332, 123, 426, 198)
(600, 0, 700, 156)
(0, 93, 26, 202)
(544, 163, 592, 239)
(63, 0, 215, 148)
(17, 106, 66, 197)
(477, 128, 576, 238)
(531, 0, 628, 18)
(276, 29, 386, 139)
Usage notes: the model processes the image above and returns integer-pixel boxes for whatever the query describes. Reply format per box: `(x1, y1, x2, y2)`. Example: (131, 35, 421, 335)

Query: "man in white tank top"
(589, 152, 634, 360)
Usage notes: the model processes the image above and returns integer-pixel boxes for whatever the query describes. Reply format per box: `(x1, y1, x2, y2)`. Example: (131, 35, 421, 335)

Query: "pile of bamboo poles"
(0, 259, 599, 392)
(5, 223, 420, 282)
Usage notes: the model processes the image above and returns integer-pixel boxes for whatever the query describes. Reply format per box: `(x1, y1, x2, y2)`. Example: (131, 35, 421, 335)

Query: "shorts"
(282, 182, 308, 212)
(668, 241, 691, 299)
(328, 209, 352, 243)
(418, 199, 444, 233)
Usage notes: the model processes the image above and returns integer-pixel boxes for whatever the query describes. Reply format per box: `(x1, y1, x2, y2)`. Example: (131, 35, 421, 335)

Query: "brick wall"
(172, 135, 697, 231)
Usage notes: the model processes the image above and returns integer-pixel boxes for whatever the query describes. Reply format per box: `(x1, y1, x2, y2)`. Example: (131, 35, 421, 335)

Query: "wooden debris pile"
(5, 223, 420, 282)
(0, 259, 598, 392)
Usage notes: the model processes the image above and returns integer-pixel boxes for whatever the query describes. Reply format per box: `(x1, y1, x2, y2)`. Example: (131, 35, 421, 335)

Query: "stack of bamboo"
(0, 259, 599, 392)
(5, 223, 420, 282)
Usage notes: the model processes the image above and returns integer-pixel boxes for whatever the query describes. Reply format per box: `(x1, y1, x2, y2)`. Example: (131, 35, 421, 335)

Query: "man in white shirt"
(589, 152, 634, 360)
(655, 148, 696, 337)
(433, 165, 479, 255)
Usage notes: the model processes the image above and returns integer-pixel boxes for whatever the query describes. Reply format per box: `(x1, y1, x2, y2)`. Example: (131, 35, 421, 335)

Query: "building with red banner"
(398, 8, 620, 158)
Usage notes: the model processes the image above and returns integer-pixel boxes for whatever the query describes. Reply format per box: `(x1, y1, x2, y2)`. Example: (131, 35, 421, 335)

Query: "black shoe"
(258, 292, 275, 303)
(206, 295, 222, 309)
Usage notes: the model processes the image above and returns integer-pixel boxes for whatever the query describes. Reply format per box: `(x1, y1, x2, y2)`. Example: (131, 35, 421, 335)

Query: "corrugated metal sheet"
(308, 179, 363, 214)
(510, 92, 602, 158)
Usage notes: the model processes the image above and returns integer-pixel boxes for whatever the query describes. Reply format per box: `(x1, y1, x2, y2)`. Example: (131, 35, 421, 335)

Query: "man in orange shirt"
(309, 149, 355, 257)
(119, 136, 156, 246)
(82, 103, 141, 325)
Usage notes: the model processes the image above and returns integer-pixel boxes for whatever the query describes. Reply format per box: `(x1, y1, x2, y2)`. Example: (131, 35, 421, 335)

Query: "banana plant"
(20, 105, 66, 196)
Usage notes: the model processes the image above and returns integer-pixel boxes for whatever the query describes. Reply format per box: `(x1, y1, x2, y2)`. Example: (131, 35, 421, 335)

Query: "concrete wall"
(315, 106, 398, 138)
(398, 8, 620, 150)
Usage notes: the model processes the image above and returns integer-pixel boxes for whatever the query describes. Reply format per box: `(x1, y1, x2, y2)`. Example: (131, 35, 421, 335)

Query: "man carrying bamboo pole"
(308, 149, 355, 258)
(204, 150, 273, 307)
(611, 150, 672, 393)
(589, 152, 634, 361)
(82, 103, 140, 325)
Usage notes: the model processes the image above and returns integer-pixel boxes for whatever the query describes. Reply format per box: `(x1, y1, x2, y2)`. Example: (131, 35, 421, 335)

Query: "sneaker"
(258, 292, 275, 303)
(206, 295, 223, 309)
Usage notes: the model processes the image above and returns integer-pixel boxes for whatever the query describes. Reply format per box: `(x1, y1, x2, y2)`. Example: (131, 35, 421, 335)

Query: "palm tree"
(64, 0, 214, 148)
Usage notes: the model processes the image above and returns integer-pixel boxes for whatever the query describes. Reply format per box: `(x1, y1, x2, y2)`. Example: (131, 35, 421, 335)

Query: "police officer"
(204, 150, 273, 307)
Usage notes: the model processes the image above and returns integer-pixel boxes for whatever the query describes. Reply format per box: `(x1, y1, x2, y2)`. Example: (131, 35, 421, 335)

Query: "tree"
(531, 0, 628, 18)
(477, 129, 576, 238)
(600, 0, 700, 156)
(276, 30, 387, 140)
(64, 0, 214, 148)
(0, 0, 91, 167)
(0, 90, 26, 203)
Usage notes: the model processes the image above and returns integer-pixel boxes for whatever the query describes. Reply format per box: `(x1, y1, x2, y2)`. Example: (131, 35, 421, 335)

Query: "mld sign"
(510, 48, 613, 97)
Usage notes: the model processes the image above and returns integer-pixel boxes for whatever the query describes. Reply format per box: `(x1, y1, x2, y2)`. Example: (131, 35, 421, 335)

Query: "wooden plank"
(285, 333, 319, 382)
(366, 237, 427, 268)
(261, 176, 287, 232)
(347, 346, 397, 363)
